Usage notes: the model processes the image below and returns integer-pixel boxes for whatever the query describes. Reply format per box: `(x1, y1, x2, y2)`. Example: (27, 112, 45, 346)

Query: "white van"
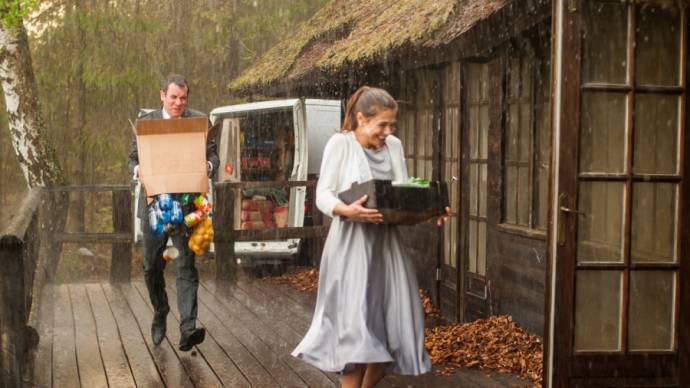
(209, 98, 341, 259)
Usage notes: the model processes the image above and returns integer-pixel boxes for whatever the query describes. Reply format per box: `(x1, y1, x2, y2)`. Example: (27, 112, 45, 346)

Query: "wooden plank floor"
(35, 279, 532, 387)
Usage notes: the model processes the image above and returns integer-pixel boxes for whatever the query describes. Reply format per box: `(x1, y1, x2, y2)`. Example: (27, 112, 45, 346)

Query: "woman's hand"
(436, 207, 452, 226)
(334, 195, 384, 223)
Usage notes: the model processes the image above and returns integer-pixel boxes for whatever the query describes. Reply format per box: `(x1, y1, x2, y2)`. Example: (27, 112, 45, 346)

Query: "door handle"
(558, 193, 583, 246)
(560, 206, 584, 215)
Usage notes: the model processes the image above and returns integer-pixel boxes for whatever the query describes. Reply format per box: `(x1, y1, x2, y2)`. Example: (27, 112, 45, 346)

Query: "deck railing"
(0, 181, 329, 386)
(45, 185, 133, 283)
(1, 184, 134, 386)
(213, 179, 329, 280)
(0, 189, 41, 387)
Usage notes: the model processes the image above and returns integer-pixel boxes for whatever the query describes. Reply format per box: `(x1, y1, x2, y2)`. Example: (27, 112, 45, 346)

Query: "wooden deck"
(33, 278, 531, 387)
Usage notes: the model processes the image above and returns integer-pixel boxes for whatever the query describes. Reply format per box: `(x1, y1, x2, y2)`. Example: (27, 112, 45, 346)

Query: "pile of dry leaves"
(267, 267, 319, 293)
(419, 289, 440, 317)
(269, 269, 542, 386)
(425, 315, 543, 386)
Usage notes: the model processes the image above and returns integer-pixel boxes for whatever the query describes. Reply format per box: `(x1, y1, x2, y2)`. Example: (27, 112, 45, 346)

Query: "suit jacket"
(128, 108, 220, 218)
(315, 131, 408, 219)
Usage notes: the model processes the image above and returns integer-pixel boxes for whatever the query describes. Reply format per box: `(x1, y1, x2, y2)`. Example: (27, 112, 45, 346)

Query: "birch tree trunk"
(0, 20, 64, 188)
(0, 17, 67, 284)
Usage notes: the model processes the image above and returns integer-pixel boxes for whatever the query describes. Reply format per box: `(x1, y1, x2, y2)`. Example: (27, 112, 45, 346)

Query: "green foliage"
(19, 0, 326, 189)
(0, 0, 37, 27)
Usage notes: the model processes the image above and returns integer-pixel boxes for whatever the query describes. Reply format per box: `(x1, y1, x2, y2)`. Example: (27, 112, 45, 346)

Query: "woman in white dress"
(292, 86, 448, 388)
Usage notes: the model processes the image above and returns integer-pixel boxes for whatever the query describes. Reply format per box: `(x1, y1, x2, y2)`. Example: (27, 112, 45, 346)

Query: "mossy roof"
(230, 0, 509, 93)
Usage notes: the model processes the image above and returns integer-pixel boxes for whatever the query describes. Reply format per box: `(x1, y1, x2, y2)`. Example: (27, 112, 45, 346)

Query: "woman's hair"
(341, 86, 398, 132)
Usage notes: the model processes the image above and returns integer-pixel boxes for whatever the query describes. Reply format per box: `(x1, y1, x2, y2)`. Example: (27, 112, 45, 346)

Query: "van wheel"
(240, 257, 288, 278)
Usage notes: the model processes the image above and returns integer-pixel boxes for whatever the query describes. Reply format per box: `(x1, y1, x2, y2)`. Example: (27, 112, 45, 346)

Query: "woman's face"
(355, 108, 397, 149)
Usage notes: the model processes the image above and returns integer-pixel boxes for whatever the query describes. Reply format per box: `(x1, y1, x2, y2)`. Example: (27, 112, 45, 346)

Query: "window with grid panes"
(397, 69, 435, 181)
(503, 50, 551, 231)
(466, 63, 489, 277)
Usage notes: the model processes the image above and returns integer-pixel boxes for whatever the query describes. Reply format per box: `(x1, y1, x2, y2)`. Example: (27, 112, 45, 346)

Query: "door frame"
(546, 0, 690, 386)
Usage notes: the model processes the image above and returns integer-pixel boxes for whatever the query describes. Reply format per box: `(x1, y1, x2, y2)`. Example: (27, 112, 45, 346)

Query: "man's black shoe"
(178, 328, 205, 351)
(151, 311, 167, 346)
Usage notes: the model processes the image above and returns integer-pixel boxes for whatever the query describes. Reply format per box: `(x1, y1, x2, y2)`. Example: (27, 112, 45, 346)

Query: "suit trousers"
(142, 212, 199, 334)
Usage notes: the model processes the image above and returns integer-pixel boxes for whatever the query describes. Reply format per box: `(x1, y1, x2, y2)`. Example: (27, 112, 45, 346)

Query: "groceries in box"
(240, 195, 289, 229)
(147, 192, 214, 257)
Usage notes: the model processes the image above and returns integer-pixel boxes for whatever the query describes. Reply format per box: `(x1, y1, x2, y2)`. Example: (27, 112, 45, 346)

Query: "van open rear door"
(211, 99, 308, 259)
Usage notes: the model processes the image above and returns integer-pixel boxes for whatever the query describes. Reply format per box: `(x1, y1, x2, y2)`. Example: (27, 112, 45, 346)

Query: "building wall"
(390, 23, 552, 336)
(282, 19, 553, 338)
(491, 231, 547, 334)
(483, 26, 552, 336)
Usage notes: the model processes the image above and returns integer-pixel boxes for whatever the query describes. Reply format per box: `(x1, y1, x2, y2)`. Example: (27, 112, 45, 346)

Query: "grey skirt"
(291, 217, 431, 375)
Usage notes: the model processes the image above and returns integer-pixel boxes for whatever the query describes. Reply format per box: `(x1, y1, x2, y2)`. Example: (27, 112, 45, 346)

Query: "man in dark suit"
(128, 74, 219, 351)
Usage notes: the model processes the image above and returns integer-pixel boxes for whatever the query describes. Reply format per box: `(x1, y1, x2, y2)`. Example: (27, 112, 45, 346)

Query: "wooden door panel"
(551, 0, 689, 385)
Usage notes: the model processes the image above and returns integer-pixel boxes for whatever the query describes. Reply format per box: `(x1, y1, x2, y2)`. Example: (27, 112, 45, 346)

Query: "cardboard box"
(136, 117, 209, 197)
(338, 179, 449, 225)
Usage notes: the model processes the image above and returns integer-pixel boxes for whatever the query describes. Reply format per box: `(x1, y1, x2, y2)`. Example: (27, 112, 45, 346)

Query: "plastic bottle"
(193, 195, 212, 212)
(170, 200, 184, 224)
(160, 208, 171, 224)
(158, 193, 173, 211)
(184, 209, 205, 228)
(179, 193, 194, 206)
(148, 204, 164, 235)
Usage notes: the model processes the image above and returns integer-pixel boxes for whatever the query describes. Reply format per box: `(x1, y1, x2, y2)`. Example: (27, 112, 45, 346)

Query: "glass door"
(463, 62, 490, 315)
(551, 1, 689, 386)
(441, 62, 462, 320)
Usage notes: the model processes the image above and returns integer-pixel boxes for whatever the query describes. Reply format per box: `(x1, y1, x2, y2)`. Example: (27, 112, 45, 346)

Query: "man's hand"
(133, 165, 140, 181)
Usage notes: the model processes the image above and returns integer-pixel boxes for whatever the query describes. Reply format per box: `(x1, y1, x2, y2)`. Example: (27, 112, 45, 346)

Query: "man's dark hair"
(161, 74, 190, 94)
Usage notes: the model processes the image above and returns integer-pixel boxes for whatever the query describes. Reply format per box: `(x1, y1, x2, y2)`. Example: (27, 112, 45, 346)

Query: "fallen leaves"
(424, 315, 543, 387)
(266, 269, 543, 387)
(419, 288, 440, 317)
(266, 267, 319, 293)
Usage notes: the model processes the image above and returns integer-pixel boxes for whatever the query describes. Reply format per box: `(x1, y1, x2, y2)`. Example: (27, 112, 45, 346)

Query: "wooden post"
(110, 190, 132, 283)
(213, 183, 237, 282)
(305, 175, 326, 267)
(0, 237, 26, 387)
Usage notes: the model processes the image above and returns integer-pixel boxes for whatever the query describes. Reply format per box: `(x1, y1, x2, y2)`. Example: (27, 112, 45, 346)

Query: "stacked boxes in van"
(241, 195, 288, 229)
(237, 113, 292, 230)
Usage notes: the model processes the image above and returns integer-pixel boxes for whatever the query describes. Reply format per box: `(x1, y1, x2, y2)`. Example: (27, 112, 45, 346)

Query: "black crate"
(338, 179, 448, 225)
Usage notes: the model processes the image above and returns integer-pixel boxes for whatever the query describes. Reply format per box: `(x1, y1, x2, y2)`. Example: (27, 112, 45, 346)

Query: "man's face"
(160, 83, 188, 118)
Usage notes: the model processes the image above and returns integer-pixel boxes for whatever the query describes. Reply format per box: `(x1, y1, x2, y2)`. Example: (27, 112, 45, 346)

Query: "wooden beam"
(110, 190, 132, 283)
(216, 226, 330, 243)
(54, 233, 131, 244)
(3, 190, 40, 239)
(0, 238, 26, 387)
(214, 184, 237, 282)
(43, 184, 130, 193)
(214, 180, 316, 189)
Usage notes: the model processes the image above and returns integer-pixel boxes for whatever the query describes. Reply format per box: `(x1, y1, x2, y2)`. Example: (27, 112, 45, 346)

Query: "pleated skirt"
(292, 218, 431, 375)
